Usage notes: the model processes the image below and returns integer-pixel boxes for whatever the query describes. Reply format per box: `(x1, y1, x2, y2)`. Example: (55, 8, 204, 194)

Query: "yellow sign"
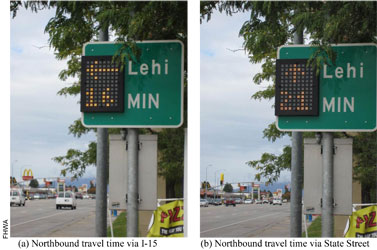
(344, 206, 377, 237)
(22, 169, 33, 181)
(147, 200, 184, 237)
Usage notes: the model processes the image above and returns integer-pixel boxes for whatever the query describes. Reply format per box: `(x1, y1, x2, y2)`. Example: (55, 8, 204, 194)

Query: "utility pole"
(127, 128, 139, 237)
(290, 29, 304, 237)
(321, 132, 334, 237)
(95, 25, 109, 237)
(204, 164, 212, 199)
(184, 128, 187, 236)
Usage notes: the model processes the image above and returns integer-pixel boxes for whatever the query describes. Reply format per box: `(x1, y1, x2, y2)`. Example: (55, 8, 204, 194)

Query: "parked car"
(33, 193, 40, 199)
(10, 189, 25, 206)
(283, 199, 288, 203)
(225, 198, 236, 207)
(56, 192, 77, 210)
(47, 193, 56, 199)
(75, 192, 83, 199)
(27, 193, 34, 200)
(263, 199, 269, 204)
(83, 194, 89, 199)
(234, 198, 242, 204)
(255, 200, 262, 204)
(212, 198, 222, 206)
(200, 199, 209, 207)
(273, 199, 283, 206)
(244, 199, 252, 204)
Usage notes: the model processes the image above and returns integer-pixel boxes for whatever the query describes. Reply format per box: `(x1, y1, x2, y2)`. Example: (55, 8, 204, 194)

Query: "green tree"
(267, 190, 272, 198)
(10, 177, 17, 186)
(88, 182, 96, 195)
(29, 179, 39, 188)
(282, 191, 291, 202)
(12, 1, 187, 198)
(223, 183, 233, 193)
(201, 181, 211, 189)
(201, 1, 377, 202)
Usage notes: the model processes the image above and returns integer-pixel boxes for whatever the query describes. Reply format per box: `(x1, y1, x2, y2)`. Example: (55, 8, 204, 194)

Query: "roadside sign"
(81, 40, 184, 128)
(22, 169, 34, 181)
(304, 138, 353, 215)
(275, 59, 319, 116)
(109, 134, 157, 211)
(276, 44, 377, 131)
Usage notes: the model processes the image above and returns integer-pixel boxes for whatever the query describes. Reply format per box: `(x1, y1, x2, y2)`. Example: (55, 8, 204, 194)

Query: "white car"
(56, 192, 77, 210)
(200, 199, 209, 207)
(10, 189, 25, 206)
(273, 199, 282, 205)
(244, 199, 252, 204)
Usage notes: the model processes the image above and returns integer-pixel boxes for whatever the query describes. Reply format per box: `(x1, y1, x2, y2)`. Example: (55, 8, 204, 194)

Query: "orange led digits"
(81, 55, 124, 113)
(275, 59, 319, 116)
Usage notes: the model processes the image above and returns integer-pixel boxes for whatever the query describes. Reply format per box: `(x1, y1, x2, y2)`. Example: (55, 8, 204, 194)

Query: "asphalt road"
(11, 199, 97, 237)
(201, 203, 291, 237)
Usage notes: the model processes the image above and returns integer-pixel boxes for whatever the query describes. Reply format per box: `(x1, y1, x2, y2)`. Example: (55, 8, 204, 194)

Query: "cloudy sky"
(200, 10, 291, 186)
(8, 6, 292, 186)
(10, 7, 97, 181)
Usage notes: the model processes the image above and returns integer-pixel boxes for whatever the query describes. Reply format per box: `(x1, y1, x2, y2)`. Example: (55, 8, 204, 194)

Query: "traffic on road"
(200, 200, 290, 237)
(10, 190, 95, 237)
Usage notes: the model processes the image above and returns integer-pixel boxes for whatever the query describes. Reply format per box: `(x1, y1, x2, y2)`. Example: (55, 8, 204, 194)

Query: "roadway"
(11, 199, 97, 237)
(201, 202, 291, 237)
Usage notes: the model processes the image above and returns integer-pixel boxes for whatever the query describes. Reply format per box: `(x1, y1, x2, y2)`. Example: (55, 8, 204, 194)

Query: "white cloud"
(200, 10, 290, 186)
(10, 7, 96, 180)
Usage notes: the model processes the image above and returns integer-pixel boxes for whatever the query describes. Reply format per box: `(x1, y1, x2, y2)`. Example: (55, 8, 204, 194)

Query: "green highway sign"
(276, 44, 377, 132)
(81, 40, 184, 128)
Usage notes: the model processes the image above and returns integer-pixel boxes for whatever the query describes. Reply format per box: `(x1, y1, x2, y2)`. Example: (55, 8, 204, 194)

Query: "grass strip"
(302, 216, 322, 237)
(107, 212, 127, 237)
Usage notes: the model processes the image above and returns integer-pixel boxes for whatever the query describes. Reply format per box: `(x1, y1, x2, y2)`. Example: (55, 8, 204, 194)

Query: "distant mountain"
(233, 182, 290, 193)
(65, 177, 95, 187)
(40, 177, 95, 188)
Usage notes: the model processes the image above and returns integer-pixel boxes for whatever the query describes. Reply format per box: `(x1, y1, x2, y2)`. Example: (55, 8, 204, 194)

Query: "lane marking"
(200, 212, 283, 234)
(12, 209, 92, 227)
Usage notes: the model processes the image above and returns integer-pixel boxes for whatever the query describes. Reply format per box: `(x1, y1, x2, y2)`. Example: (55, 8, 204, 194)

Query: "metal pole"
(214, 169, 225, 200)
(184, 128, 187, 237)
(290, 29, 304, 237)
(127, 128, 139, 237)
(214, 173, 216, 200)
(95, 26, 109, 237)
(321, 132, 334, 237)
(205, 164, 211, 199)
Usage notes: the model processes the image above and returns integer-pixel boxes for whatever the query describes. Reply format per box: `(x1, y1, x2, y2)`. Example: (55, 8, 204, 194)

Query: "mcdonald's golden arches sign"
(22, 169, 33, 181)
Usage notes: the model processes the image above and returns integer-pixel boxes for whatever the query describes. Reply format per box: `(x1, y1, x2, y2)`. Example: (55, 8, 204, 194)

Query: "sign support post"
(95, 26, 109, 237)
(321, 132, 334, 237)
(127, 128, 139, 237)
(81, 37, 183, 236)
(290, 30, 304, 237)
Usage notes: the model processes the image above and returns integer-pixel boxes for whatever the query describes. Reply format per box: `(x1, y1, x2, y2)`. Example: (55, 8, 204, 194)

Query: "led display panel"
(80, 56, 124, 112)
(275, 59, 319, 116)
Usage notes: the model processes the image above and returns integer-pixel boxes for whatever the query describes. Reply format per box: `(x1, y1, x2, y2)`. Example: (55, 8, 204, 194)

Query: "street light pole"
(290, 29, 304, 238)
(205, 164, 212, 199)
(95, 24, 109, 238)
(11, 160, 17, 182)
(214, 169, 225, 200)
